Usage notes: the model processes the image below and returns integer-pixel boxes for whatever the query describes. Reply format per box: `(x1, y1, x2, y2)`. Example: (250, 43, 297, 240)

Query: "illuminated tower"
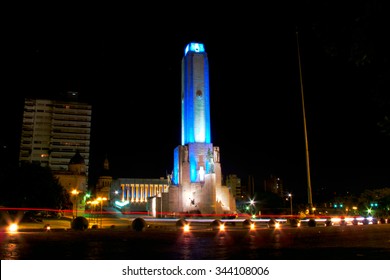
(181, 42, 211, 145)
(174, 42, 214, 184)
(170, 42, 235, 214)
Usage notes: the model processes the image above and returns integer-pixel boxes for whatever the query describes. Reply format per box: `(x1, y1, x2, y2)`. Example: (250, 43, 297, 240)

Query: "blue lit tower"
(181, 42, 211, 146)
(170, 42, 234, 214)
(173, 42, 214, 184)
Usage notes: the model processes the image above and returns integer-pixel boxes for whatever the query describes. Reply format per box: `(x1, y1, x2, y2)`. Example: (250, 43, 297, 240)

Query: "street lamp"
(71, 189, 80, 219)
(87, 200, 99, 226)
(97, 197, 107, 228)
(248, 198, 256, 217)
(288, 193, 293, 216)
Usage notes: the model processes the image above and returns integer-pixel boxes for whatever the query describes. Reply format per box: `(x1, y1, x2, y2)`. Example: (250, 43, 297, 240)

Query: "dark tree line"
(0, 162, 70, 210)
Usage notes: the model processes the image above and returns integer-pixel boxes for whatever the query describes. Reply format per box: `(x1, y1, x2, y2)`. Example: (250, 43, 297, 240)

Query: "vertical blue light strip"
(173, 147, 179, 185)
(182, 42, 211, 145)
(177, 42, 213, 182)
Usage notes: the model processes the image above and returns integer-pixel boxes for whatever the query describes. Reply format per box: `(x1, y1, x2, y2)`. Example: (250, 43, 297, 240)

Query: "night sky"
(2, 1, 390, 202)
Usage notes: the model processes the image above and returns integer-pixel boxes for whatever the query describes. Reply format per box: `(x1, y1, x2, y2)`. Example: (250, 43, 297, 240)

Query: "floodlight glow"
(115, 200, 129, 207)
(71, 189, 80, 195)
(8, 223, 18, 233)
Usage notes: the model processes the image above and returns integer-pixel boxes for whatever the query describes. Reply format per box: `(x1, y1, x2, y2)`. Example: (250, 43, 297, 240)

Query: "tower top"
(184, 42, 205, 56)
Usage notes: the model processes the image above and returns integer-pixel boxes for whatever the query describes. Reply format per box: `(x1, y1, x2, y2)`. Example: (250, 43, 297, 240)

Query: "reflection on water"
(178, 234, 192, 259)
(1, 233, 22, 260)
(1, 225, 390, 260)
(176, 230, 260, 259)
(0, 229, 293, 260)
(176, 232, 216, 259)
(214, 233, 233, 259)
(272, 231, 281, 249)
(246, 232, 259, 259)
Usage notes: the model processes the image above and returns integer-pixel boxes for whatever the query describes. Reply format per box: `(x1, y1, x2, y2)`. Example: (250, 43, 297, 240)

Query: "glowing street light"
(247, 198, 257, 216)
(87, 200, 99, 226)
(8, 223, 18, 233)
(97, 197, 107, 214)
(71, 189, 80, 218)
(183, 224, 190, 232)
(97, 197, 107, 228)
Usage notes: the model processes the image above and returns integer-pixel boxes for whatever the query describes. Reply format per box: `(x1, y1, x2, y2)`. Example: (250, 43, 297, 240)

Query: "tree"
(0, 163, 70, 210)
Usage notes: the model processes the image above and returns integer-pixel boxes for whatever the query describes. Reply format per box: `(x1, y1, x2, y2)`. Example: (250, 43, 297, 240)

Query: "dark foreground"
(1, 224, 390, 260)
